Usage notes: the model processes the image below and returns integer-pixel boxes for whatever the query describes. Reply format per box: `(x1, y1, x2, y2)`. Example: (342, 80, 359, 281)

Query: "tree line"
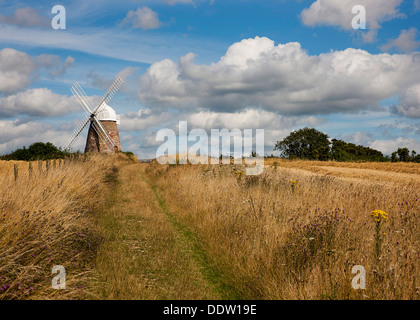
(0, 142, 136, 161)
(274, 128, 420, 163)
(0, 142, 68, 161)
(2, 134, 419, 163)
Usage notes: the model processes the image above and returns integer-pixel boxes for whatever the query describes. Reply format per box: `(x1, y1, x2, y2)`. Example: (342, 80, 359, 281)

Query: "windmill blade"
(91, 117, 115, 152)
(62, 115, 91, 151)
(70, 82, 96, 115)
(92, 77, 124, 115)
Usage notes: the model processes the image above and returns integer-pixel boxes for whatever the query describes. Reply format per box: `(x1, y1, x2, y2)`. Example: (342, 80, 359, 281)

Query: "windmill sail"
(62, 115, 91, 151)
(62, 77, 123, 153)
(92, 78, 124, 115)
(91, 116, 116, 152)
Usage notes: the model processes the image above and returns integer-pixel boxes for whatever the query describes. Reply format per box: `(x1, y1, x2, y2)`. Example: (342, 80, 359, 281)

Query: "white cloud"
(0, 119, 73, 155)
(186, 109, 323, 131)
(0, 7, 50, 28)
(0, 88, 78, 118)
(138, 36, 420, 116)
(394, 84, 420, 118)
(186, 109, 325, 149)
(381, 28, 420, 53)
(122, 7, 162, 30)
(119, 108, 174, 131)
(117, 108, 325, 157)
(0, 48, 37, 94)
(0, 48, 75, 94)
(36, 55, 75, 78)
(343, 131, 374, 146)
(301, 0, 404, 42)
(370, 137, 420, 155)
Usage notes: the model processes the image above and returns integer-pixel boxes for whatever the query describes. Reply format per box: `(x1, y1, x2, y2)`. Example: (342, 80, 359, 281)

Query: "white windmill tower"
(62, 77, 124, 153)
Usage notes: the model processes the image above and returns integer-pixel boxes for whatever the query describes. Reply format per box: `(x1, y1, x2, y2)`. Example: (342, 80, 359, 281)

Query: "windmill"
(63, 77, 124, 153)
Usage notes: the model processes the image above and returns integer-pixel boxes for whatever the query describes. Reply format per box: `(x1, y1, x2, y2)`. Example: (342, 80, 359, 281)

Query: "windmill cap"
(96, 103, 119, 123)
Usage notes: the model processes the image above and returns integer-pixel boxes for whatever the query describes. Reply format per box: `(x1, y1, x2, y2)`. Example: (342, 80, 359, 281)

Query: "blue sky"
(0, 0, 420, 158)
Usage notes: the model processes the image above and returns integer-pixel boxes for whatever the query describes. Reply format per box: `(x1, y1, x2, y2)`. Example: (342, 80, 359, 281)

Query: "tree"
(412, 155, 420, 163)
(391, 152, 398, 162)
(331, 139, 384, 162)
(397, 147, 410, 162)
(274, 128, 330, 160)
(0, 142, 66, 161)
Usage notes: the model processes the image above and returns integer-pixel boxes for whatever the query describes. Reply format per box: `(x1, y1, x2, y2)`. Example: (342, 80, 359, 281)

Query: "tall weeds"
(145, 161, 419, 299)
(0, 154, 124, 299)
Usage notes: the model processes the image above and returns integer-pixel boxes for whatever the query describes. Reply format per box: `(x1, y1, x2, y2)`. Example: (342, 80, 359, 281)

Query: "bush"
(0, 142, 67, 161)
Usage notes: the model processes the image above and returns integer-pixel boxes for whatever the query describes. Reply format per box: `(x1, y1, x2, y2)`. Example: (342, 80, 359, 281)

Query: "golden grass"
(92, 163, 219, 300)
(3, 154, 418, 300)
(265, 158, 420, 174)
(145, 161, 420, 300)
(0, 154, 127, 299)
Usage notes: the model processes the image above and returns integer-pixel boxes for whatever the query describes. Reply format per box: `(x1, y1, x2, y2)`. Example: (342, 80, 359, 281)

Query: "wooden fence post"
(14, 164, 18, 181)
(38, 160, 42, 172)
(46, 160, 50, 172)
(29, 161, 33, 178)
(53, 159, 56, 169)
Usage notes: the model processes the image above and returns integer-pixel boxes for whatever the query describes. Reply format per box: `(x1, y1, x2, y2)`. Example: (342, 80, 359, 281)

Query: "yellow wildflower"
(370, 209, 388, 221)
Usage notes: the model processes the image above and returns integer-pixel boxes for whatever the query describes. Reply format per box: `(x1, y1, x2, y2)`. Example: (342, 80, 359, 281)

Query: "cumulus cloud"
(138, 36, 420, 116)
(36, 55, 75, 78)
(0, 7, 50, 28)
(301, 0, 404, 42)
(186, 109, 326, 149)
(0, 48, 74, 94)
(186, 109, 323, 131)
(122, 7, 162, 30)
(0, 119, 73, 155)
(0, 88, 78, 118)
(126, 109, 324, 153)
(343, 131, 374, 146)
(0, 48, 37, 94)
(370, 137, 420, 155)
(119, 108, 174, 132)
(394, 84, 420, 118)
(381, 28, 420, 53)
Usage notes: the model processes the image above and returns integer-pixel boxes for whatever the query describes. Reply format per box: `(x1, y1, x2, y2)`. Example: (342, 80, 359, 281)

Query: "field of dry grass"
(92, 163, 220, 300)
(1, 155, 418, 300)
(144, 160, 419, 299)
(264, 158, 420, 183)
(0, 154, 129, 299)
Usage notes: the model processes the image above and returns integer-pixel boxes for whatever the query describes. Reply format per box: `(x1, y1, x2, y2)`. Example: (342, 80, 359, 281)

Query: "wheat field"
(144, 160, 420, 299)
(1, 156, 418, 300)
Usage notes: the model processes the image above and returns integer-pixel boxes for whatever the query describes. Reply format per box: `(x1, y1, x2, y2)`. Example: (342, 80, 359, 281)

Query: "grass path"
(92, 162, 223, 299)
